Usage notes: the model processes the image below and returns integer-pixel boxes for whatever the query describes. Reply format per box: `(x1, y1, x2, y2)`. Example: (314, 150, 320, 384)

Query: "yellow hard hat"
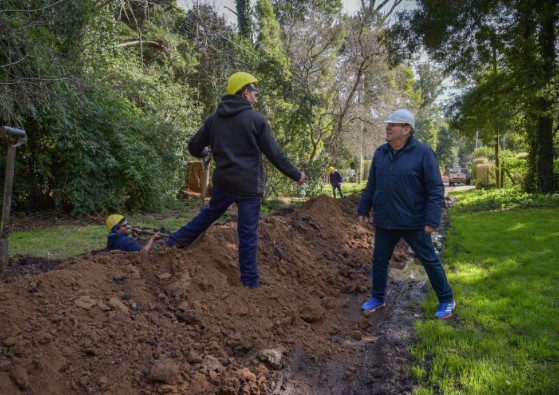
(328, 166, 334, 173)
(227, 72, 258, 95)
(106, 214, 125, 232)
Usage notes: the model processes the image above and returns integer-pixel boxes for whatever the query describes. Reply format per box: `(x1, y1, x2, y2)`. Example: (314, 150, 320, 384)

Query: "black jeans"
(370, 227, 453, 303)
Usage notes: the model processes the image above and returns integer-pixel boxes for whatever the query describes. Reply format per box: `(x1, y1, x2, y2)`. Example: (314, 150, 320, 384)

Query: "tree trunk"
(535, 111, 555, 192)
(494, 134, 500, 188)
(534, 1, 557, 193)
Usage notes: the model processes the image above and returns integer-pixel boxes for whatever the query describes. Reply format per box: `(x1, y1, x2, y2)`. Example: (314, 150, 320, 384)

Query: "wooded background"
(1, 0, 557, 215)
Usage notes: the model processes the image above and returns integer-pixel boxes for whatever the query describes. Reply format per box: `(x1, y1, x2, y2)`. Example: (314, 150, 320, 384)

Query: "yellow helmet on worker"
(328, 166, 334, 173)
(106, 214, 125, 232)
(227, 72, 258, 95)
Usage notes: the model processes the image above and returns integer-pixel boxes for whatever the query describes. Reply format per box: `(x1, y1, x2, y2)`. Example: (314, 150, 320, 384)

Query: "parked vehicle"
(448, 168, 472, 186)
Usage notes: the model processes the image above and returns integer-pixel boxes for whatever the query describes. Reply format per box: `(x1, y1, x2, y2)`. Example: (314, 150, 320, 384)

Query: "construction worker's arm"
(141, 232, 161, 254)
(188, 117, 212, 158)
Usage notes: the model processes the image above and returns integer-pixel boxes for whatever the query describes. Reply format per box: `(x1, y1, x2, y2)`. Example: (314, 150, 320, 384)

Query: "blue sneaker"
(361, 297, 385, 315)
(434, 301, 456, 319)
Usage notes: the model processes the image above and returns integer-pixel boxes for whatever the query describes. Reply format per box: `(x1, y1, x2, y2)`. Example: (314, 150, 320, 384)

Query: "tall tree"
(414, 63, 446, 150)
(180, 3, 236, 116)
(0, 0, 202, 214)
(390, 0, 559, 192)
(236, 0, 253, 39)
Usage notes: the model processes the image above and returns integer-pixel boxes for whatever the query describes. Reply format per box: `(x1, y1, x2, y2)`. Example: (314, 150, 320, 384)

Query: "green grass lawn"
(413, 203, 559, 394)
(8, 213, 198, 260)
(320, 181, 366, 197)
(7, 197, 301, 260)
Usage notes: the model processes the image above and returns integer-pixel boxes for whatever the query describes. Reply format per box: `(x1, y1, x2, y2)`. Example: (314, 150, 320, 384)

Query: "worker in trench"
(106, 214, 160, 253)
(166, 72, 306, 289)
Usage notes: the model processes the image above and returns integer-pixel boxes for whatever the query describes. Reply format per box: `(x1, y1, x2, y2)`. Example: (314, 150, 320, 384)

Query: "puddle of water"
(390, 258, 429, 282)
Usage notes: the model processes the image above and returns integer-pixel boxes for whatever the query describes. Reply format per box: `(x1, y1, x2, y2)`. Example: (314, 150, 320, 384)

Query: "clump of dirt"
(0, 195, 429, 394)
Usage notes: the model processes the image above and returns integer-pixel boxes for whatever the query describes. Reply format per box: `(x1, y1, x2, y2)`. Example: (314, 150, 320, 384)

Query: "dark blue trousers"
(332, 184, 343, 198)
(371, 227, 453, 303)
(167, 189, 262, 288)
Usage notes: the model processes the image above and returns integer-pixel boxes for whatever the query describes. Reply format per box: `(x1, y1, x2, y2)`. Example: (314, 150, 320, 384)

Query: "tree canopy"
(5, 0, 545, 215)
(389, 0, 558, 192)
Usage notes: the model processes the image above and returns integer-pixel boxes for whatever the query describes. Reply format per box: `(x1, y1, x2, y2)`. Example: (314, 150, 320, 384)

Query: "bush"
(475, 163, 496, 189)
(501, 155, 528, 187)
(472, 157, 488, 181)
(342, 168, 356, 182)
(472, 146, 494, 160)
(451, 186, 559, 213)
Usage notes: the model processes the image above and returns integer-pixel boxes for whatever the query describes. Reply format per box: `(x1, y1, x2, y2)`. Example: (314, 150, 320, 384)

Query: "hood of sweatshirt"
(216, 94, 253, 118)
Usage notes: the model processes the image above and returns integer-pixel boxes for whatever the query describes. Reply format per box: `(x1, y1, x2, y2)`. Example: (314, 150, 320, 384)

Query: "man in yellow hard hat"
(106, 214, 160, 253)
(167, 72, 306, 288)
(328, 166, 344, 198)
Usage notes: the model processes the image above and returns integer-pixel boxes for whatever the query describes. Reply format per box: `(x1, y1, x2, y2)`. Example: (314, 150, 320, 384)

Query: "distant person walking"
(167, 72, 306, 289)
(106, 214, 160, 253)
(357, 109, 455, 319)
(328, 166, 344, 198)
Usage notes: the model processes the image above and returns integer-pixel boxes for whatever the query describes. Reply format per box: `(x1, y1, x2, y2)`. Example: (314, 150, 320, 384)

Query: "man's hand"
(297, 171, 307, 184)
(358, 215, 369, 223)
(132, 226, 140, 239)
(151, 232, 162, 241)
(424, 225, 437, 234)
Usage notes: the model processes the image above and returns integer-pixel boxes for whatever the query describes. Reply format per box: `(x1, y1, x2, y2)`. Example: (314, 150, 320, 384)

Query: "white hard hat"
(384, 109, 415, 130)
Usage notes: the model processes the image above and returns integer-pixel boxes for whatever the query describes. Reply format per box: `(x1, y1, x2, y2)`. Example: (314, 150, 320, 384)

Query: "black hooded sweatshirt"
(188, 94, 302, 197)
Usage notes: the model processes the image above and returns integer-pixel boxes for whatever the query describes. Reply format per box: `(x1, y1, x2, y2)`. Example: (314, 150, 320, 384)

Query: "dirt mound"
(0, 195, 426, 394)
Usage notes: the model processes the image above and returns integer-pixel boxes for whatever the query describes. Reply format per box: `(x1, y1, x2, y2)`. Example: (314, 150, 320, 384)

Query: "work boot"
(361, 297, 385, 315)
(434, 300, 456, 319)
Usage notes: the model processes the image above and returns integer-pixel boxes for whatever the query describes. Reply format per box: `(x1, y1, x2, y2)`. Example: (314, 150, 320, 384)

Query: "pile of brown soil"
(0, 195, 428, 394)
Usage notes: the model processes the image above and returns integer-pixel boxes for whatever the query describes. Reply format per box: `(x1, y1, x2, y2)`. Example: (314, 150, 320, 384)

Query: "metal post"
(0, 126, 26, 271)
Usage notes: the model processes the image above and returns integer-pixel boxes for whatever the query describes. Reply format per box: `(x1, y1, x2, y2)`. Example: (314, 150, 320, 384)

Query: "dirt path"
(0, 195, 429, 394)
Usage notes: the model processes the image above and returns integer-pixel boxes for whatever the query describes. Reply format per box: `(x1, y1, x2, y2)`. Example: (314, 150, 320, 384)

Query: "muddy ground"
(0, 195, 435, 394)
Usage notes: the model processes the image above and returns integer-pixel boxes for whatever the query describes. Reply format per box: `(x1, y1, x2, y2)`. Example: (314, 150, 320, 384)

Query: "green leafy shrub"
(451, 186, 559, 213)
(472, 157, 488, 181)
(475, 163, 495, 189)
(472, 146, 494, 160)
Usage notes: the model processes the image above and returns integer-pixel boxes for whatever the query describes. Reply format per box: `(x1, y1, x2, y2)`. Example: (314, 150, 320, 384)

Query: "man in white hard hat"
(357, 109, 455, 319)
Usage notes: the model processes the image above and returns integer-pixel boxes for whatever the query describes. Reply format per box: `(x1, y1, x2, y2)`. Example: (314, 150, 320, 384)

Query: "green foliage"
(415, 118, 438, 150)
(236, 0, 253, 39)
(390, 0, 559, 193)
(1, 0, 202, 215)
(450, 186, 559, 213)
(272, 0, 342, 23)
(179, 4, 236, 116)
(475, 163, 496, 189)
(472, 146, 494, 160)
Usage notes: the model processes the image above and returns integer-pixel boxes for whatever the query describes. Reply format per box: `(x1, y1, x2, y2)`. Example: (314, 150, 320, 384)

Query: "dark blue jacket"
(329, 170, 343, 187)
(357, 137, 444, 229)
(188, 95, 302, 197)
(107, 232, 141, 252)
